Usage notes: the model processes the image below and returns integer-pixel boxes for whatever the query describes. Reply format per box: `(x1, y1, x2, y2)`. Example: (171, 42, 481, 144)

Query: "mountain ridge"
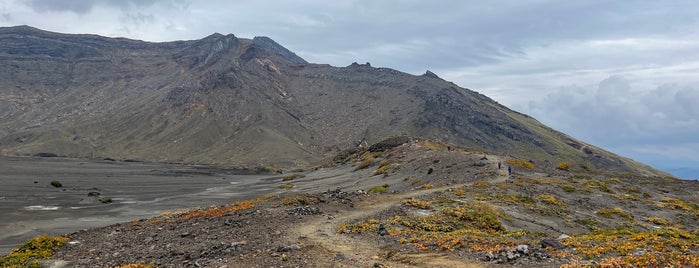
(0, 25, 665, 176)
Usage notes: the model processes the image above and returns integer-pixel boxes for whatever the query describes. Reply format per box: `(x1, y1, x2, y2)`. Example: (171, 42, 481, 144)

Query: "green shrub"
(597, 207, 633, 220)
(443, 202, 506, 232)
(375, 161, 395, 175)
(50, 180, 62, 188)
(279, 183, 293, 189)
(0, 234, 69, 267)
(354, 159, 374, 171)
(368, 185, 389, 194)
(402, 198, 432, 209)
(556, 162, 571, 171)
(538, 194, 564, 206)
(561, 185, 576, 193)
(507, 159, 535, 169)
(283, 173, 305, 181)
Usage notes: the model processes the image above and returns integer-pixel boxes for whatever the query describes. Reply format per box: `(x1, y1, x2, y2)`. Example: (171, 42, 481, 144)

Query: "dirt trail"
(291, 155, 509, 267)
(290, 153, 506, 268)
(293, 188, 484, 267)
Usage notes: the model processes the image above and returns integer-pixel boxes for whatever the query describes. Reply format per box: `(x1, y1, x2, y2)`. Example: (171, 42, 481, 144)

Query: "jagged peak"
(423, 70, 440, 79)
(251, 36, 307, 64)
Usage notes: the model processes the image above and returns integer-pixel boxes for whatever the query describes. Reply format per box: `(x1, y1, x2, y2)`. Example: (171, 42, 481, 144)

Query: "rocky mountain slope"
(0, 26, 661, 176)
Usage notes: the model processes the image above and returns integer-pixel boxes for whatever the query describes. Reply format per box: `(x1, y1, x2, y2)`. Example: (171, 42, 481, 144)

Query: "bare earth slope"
(0, 26, 662, 176)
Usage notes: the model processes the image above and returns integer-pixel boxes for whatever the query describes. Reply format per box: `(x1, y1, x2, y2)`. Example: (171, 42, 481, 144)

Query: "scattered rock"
(276, 244, 301, 252)
(541, 238, 565, 249)
(484, 251, 495, 261)
(223, 218, 241, 227)
(516, 244, 529, 254)
(506, 250, 520, 261)
(377, 224, 389, 236)
(631, 248, 647, 256)
(335, 253, 346, 260)
(50, 180, 62, 188)
(286, 206, 322, 216)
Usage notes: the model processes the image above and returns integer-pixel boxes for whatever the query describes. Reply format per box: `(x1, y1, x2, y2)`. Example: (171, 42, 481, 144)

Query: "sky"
(1, 0, 698, 179)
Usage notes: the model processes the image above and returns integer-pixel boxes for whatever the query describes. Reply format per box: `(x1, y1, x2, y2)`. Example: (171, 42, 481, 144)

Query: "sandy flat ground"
(0, 156, 283, 255)
(0, 155, 385, 255)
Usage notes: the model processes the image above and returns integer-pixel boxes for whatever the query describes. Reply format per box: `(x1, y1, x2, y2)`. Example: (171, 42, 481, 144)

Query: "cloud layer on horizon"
(527, 76, 699, 174)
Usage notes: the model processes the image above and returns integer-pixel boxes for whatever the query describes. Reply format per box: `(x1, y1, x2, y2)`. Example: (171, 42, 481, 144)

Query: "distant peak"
(251, 36, 307, 64)
(349, 62, 372, 67)
(423, 70, 440, 79)
(1, 25, 48, 34)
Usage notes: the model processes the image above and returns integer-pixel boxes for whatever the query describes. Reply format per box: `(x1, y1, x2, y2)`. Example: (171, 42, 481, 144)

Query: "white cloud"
(528, 75, 699, 148)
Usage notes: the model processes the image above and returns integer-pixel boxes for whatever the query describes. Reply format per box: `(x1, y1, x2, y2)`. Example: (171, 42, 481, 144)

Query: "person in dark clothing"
(508, 166, 512, 175)
(498, 162, 501, 169)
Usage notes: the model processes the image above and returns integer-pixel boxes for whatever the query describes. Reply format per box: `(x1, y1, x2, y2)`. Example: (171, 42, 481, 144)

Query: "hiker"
(498, 162, 501, 169)
(508, 166, 512, 175)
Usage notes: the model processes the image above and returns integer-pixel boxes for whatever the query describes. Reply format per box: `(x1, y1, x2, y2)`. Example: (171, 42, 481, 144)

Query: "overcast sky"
(1, 0, 698, 179)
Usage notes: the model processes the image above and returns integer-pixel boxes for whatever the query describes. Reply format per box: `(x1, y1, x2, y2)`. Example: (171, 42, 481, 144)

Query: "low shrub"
(354, 159, 374, 171)
(374, 161, 395, 175)
(538, 194, 565, 206)
(368, 185, 389, 194)
(0, 234, 69, 267)
(556, 162, 571, 171)
(507, 159, 535, 169)
(282, 173, 305, 181)
(402, 198, 432, 209)
(418, 183, 434, 189)
(597, 207, 633, 221)
(279, 183, 294, 189)
(561, 185, 576, 193)
(645, 216, 671, 226)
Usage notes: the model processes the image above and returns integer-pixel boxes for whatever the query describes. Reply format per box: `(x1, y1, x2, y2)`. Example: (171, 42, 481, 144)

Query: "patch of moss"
(368, 185, 389, 194)
(417, 183, 434, 189)
(354, 158, 374, 171)
(561, 185, 576, 193)
(507, 159, 535, 169)
(0, 234, 69, 267)
(538, 194, 565, 206)
(282, 173, 305, 181)
(556, 162, 572, 171)
(597, 207, 633, 221)
(374, 161, 395, 175)
(402, 198, 432, 209)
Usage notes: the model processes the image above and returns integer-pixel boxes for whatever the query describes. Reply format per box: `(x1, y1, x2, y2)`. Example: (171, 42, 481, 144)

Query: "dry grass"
(506, 159, 535, 169)
(179, 201, 256, 221)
